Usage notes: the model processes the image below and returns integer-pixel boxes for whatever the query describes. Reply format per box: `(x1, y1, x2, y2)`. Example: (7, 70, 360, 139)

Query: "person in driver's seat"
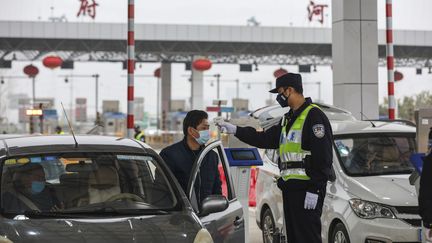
(3, 163, 61, 212)
(347, 141, 378, 173)
(87, 166, 121, 204)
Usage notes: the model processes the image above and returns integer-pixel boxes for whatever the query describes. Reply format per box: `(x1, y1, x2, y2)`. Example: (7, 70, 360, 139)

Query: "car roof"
(252, 102, 356, 128)
(251, 103, 416, 136)
(330, 120, 416, 136)
(0, 135, 152, 157)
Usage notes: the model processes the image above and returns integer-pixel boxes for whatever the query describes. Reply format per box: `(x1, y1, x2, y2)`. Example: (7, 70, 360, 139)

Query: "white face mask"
(195, 130, 210, 145)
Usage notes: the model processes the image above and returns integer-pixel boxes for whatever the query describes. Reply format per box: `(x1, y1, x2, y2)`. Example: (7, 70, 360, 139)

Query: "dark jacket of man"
(235, 97, 333, 194)
(160, 139, 222, 202)
(420, 152, 432, 229)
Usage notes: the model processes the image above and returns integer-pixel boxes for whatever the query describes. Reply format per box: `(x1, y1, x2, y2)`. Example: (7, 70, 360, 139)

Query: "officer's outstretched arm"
(234, 124, 281, 149)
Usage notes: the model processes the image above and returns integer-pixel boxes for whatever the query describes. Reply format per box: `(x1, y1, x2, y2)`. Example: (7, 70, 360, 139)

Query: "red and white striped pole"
(127, 0, 135, 138)
(386, 0, 395, 120)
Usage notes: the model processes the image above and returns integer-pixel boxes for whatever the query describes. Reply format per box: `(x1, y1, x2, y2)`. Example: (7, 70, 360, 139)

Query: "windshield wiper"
(65, 207, 169, 216)
(17, 210, 90, 218)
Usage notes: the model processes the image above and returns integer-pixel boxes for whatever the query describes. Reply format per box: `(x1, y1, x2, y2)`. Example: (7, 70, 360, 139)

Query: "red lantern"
(42, 55, 63, 69)
(23, 64, 39, 78)
(394, 70, 403, 82)
(273, 68, 288, 78)
(154, 68, 161, 78)
(192, 59, 212, 71)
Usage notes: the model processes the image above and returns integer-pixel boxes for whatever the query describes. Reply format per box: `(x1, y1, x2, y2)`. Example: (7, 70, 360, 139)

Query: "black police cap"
(269, 73, 302, 93)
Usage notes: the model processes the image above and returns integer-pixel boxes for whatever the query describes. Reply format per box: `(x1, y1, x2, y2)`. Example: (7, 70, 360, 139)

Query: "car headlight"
(193, 229, 213, 243)
(349, 199, 396, 219)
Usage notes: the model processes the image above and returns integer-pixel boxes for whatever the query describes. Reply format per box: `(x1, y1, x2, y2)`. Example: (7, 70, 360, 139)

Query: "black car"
(0, 135, 244, 243)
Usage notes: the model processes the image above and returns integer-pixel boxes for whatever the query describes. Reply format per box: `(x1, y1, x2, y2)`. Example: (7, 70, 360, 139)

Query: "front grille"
(394, 206, 419, 215)
(400, 218, 422, 227)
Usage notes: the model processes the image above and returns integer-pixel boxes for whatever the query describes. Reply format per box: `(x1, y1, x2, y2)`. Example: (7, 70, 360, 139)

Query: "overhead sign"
(221, 107, 235, 113)
(26, 109, 43, 116)
(206, 107, 235, 113)
(206, 106, 221, 112)
(77, 0, 99, 19)
(212, 100, 227, 106)
(43, 109, 58, 119)
(307, 1, 328, 24)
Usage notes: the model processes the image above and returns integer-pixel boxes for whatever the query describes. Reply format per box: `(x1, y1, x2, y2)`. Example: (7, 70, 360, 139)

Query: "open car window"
(1, 152, 178, 215)
(334, 134, 415, 176)
(188, 142, 233, 214)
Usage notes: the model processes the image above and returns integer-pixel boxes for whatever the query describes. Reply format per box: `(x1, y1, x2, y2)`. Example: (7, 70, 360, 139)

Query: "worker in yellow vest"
(216, 73, 333, 243)
(134, 125, 146, 143)
(55, 126, 65, 135)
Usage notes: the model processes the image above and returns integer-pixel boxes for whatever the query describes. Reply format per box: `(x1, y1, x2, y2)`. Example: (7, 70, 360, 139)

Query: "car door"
(259, 149, 284, 227)
(187, 141, 245, 243)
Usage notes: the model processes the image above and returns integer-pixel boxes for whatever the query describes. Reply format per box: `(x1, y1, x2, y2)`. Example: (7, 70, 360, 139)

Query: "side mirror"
(199, 195, 229, 217)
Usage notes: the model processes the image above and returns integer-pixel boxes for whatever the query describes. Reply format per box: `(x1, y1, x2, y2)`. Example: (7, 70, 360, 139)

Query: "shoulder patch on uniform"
(312, 124, 325, 138)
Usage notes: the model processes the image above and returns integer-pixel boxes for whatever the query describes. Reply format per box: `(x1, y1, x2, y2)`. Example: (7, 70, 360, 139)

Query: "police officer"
(216, 73, 333, 243)
(420, 152, 432, 242)
(55, 126, 65, 135)
(134, 125, 146, 143)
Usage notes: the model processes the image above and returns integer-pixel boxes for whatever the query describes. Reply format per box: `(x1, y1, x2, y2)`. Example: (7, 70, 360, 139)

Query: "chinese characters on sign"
(307, 1, 328, 24)
(77, 0, 99, 19)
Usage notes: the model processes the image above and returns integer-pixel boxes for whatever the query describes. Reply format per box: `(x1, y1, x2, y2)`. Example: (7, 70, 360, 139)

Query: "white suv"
(254, 105, 422, 243)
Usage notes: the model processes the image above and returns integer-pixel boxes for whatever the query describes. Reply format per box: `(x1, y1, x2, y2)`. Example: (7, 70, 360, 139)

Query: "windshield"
(334, 134, 415, 176)
(1, 153, 178, 215)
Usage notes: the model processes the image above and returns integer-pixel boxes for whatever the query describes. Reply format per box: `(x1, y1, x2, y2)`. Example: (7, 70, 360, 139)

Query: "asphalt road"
(249, 207, 263, 243)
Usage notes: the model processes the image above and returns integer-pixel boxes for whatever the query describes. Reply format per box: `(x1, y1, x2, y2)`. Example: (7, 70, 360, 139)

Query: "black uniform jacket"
(160, 138, 222, 202)
(420, 152, 432, 229)
(235, 97, 333, 193)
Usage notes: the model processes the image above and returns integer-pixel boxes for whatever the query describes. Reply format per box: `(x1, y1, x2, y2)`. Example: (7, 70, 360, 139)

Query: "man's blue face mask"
(195, 130, 210, 145)
(31, 181, 45, 194)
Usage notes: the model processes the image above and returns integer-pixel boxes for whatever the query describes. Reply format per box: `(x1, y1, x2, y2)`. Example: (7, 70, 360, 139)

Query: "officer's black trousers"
(281, 188, 325, 243)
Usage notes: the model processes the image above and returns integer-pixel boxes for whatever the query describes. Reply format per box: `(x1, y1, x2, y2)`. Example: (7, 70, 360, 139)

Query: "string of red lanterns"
(23, 64, 39, 78)
(193, 59, 212, 71)
(42, 55, 63, 69)
(273, 68, 288, 78)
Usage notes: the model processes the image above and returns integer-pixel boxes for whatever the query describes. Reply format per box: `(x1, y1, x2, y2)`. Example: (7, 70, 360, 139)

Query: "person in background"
(419, 152, 432, 242)
(55, 126, 64, 135)
(134, 126, 146, 143)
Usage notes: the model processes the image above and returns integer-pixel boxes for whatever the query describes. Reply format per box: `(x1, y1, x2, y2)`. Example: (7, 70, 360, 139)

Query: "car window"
(334, 134, 415, 176)
(1, 152, 178, 215)
(190, 147, 232, 213)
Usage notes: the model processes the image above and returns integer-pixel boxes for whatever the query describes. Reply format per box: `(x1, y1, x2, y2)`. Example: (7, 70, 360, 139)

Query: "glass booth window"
(1, 153, 178, 215)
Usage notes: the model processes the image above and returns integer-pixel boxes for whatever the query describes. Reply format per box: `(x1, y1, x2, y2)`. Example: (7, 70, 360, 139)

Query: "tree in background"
(379, 91, 432, 121)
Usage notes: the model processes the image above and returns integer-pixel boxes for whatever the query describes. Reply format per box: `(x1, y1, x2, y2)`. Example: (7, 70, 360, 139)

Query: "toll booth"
(415, 109, 432, 153)
(225, 148, 263, 243)
(102, 112, 126, 137)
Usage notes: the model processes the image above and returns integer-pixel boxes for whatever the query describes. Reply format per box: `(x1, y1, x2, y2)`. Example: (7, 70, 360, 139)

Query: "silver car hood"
(344, 174, 418, 207)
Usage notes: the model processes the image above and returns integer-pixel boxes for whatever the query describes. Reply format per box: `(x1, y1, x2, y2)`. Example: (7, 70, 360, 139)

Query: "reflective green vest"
(279, 104, 319, 181)
(135, 131, 145, 142)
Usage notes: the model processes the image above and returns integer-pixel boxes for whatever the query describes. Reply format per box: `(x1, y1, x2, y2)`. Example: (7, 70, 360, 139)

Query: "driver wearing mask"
(159, 110, 222, 203)
(3, 163, 62, 212)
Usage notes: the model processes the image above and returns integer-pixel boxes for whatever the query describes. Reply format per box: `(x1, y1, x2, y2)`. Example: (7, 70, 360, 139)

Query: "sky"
(0, 0, 432, 123)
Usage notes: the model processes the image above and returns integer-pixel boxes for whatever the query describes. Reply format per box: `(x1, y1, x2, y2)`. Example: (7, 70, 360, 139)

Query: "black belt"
(280, 161, 304, 170)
